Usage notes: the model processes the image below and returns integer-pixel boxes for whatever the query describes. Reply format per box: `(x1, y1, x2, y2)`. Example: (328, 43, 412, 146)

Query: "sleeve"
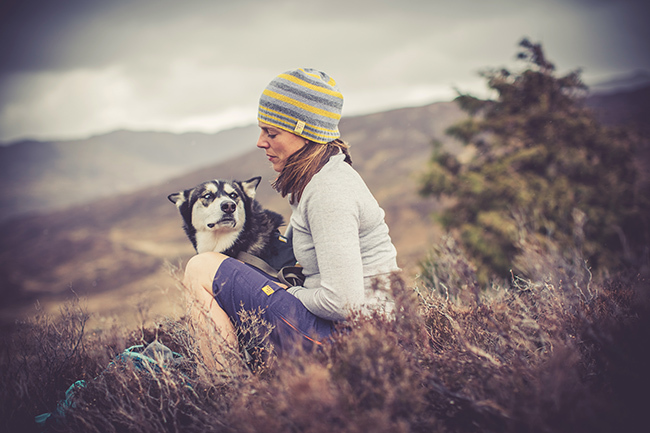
(283, 223, 293, 240)
(287, 180, 365, 321)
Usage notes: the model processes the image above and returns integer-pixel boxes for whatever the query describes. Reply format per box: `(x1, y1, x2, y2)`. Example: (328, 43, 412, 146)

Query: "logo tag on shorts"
(262, 285, 275, 296)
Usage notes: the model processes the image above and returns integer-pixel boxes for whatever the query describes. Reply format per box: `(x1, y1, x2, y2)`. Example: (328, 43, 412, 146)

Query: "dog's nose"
(221, 201, 236, 214)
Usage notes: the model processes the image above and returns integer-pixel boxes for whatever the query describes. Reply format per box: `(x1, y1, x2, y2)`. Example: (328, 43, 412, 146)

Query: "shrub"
(0, 298, 101, 433)
(1, 251, 647, 433)
(419, 39, 650, 281)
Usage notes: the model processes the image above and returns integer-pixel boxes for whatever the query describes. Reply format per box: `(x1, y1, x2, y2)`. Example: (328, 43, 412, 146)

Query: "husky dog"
(168, 177, 288, 263)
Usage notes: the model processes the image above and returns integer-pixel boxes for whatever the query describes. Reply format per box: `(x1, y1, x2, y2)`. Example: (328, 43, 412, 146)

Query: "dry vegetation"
(1, 233, 647, 433)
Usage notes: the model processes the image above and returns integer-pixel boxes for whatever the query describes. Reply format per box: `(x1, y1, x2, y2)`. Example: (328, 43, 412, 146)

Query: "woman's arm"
(288, 182, 365, 321)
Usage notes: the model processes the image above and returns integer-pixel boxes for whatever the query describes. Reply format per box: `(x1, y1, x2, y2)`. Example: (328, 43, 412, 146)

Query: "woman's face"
(257, 121, 308, 172)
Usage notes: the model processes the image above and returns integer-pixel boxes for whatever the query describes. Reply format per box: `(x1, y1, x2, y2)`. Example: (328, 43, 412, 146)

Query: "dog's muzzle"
(207, 200, 237, 228)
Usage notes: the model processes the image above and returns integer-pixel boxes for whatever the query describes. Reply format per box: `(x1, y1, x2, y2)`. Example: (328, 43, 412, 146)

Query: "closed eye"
(261, 127, 278, 139)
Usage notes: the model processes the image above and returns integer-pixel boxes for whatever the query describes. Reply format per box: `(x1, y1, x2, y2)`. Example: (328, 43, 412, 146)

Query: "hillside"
(0, 126, 258, 221)
(0, 101, 467, 326)
(586, 82, 650, 135)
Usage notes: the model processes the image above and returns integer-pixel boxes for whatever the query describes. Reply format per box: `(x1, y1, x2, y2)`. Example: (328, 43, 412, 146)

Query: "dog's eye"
(202, 193, 212, 200)
(229, 192, 238, 200)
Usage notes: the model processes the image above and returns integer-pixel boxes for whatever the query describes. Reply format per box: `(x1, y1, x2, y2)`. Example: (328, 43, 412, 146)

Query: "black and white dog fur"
(168, 177, 284, 258)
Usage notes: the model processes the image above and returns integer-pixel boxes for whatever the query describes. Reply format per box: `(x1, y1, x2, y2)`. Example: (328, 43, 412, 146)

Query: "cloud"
(1, 0, 648, 142)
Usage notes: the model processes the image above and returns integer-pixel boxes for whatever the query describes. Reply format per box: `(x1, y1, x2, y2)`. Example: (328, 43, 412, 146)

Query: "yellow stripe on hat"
(278, 73, 343, 100)
(259, 106, 340, 135)
(263, 89, 342, 120)
(259, 114, 338, 142)
(259, 109, 340, 143)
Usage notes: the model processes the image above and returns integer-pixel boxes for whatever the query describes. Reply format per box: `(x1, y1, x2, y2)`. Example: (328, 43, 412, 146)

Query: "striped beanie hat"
(258, 68, 344, 144)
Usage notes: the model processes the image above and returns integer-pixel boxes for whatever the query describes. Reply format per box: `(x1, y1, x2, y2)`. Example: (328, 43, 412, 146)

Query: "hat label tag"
(294, 120, 306, 134)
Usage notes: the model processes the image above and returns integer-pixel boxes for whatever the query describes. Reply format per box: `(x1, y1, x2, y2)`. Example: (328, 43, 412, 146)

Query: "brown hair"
(272, 139, 352, 204)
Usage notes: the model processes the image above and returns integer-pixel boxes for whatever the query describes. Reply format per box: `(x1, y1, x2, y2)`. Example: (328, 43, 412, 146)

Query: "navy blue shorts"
(212, 257, 336, 355)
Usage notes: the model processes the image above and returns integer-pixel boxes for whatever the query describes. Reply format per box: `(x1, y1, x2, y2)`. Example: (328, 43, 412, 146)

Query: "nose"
(221, 201, 236, 214)
(257, 131, 269, 149)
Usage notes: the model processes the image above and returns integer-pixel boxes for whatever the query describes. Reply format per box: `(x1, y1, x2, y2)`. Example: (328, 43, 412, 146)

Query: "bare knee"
(183, 252, 229, 296)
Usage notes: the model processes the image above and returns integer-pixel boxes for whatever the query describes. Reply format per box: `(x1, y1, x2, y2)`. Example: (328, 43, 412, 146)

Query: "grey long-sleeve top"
(286, 153, 399, 321)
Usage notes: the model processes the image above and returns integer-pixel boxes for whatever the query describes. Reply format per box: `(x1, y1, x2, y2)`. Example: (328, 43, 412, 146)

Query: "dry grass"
(1, 241, 648, 433)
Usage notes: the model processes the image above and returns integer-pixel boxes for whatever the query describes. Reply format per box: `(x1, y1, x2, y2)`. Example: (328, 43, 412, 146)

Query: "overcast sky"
(1, 0, 648, 143)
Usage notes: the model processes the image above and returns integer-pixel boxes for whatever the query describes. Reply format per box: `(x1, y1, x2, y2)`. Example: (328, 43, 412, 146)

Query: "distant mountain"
(588, 70, 650, 94)
(586, 83, 650, 135)
(0, 126, 258, 221)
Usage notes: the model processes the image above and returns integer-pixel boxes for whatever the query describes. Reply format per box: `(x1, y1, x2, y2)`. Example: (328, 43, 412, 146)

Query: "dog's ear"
(240, 177, 262, 199)
(167, 191, 187, 206)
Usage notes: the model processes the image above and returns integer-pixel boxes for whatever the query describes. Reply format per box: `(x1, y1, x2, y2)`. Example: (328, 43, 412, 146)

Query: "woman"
(183, 68, 399, 361)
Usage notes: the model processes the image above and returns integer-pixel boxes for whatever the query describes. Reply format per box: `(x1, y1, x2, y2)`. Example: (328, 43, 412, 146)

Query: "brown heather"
(1, 235, 648, 433)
